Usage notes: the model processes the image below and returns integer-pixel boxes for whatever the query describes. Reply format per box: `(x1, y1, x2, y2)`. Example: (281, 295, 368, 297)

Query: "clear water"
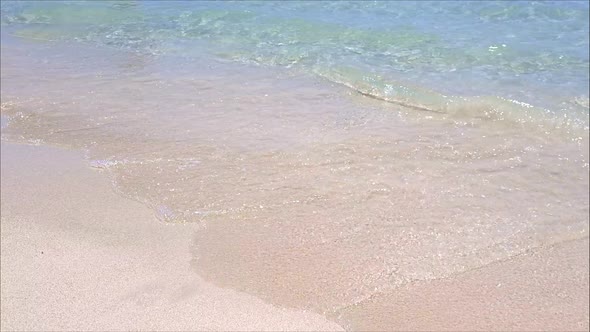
(1, 0, 588, 325)
(1, 1, 589, 118)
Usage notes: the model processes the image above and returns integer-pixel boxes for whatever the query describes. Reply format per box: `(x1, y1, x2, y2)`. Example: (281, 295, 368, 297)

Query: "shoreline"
(0, 140, 343, 331)
(337, 236, 589, 331)
(1, 138, 588, 331)
(1, 2, 588, 329)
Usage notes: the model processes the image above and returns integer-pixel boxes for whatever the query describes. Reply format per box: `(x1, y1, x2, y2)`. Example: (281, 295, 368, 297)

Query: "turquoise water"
(1, 1, 589, 123)
(2, 1, 589, 317)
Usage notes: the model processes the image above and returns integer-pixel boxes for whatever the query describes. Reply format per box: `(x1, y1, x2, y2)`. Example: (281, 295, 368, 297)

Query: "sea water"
(1, 0, 588, 320)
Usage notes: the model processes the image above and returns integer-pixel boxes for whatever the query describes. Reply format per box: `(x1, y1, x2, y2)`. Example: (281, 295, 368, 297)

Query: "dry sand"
(0, 141, 343, 331)
(1, 140, 588, 331)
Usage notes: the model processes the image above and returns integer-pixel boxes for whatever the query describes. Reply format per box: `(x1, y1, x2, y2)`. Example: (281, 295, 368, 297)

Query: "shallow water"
(1, 0, 589, 325)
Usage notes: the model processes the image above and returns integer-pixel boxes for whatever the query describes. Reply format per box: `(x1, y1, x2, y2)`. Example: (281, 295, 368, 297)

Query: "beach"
(1, 141, 587, 330)
(0, 141, 343, 331)
(1, 1, 589, 330)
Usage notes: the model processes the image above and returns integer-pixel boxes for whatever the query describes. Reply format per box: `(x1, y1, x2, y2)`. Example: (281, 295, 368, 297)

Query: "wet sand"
(1, 4, 588, 330)
(337, 237, 589, 331)
(0, 141, 343, 331)
(1, 140, 588, 331)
